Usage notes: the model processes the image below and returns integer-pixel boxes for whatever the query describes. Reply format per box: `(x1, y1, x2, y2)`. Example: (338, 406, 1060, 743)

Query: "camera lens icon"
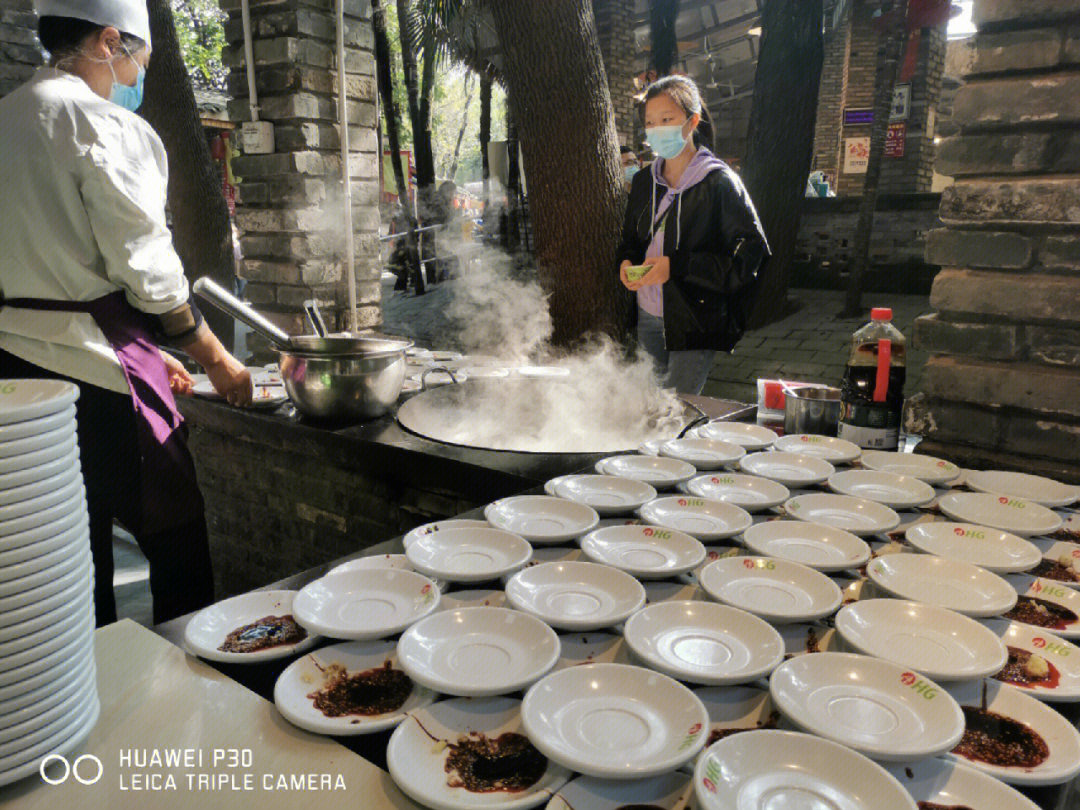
(39, 754, 103, 786)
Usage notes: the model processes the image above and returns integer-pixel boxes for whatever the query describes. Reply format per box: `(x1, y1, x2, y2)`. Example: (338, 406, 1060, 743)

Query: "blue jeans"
(636, 307, 715, 395)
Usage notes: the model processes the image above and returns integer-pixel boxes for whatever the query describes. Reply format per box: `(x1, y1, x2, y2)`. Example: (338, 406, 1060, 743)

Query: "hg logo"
(40, 754, 103, 785)
(952, 527, 985, 539)
(900, 672, 937, 699)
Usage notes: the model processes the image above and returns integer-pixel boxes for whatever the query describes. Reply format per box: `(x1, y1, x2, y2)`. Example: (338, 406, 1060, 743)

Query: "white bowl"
(0, 646, 93, 721)
(579, 524, 705, 579)
(827, 469, 935, 509)
(485, 496, 599, 544)
(436, 589, 507, 612)
(886, 758, 1039, 810)
(0, 563, 90, 631)
(867, 554, 1018, 617)
(522, 663, 709, 779)
(835, 599, 1008, 681)
(402, 518, 490, 550)
(784, 493, 900, 536)
(694, 729, 917, 810)
(0, 626, 92, 696)
(0, 465, 81, 509)
(273, 640, 436, 736)
(692, 421, 778, 450)
(0, 380, 78, 427)
(738, 451, 835, 487)
(0, 516, 87, 569)
(965, 470, 1080, 509)
(553, 632, 632, 671)
(0, 447, 79, 493)
(859, 450, 962, 484)
(386, 696, 571, 810)
(552, 475, 657, 516)
(0, 475, 83, 525)
(741, 520, 871, 572)
(595, 455, 697, 489)
(397, 607, 559, 696)
(0, 432, 78, 476)
(547, 772, 691, 810)
(658, 438, 745, 470)
(774, 434, 861, 464)
(505, 561, 645, 631)
(0, 406, 76, 445)
(406, 527, 532, 583)
(982, 618, 1080, 702)
(1004, 575, 1080, 638)
(636, 439, 663, 456)
(698, 557, 842, 624)
(685, 473, 789, 512)
(0, 596, 90, 672)
(905, 522, 1041, 574)
(638, 496, 752, 541)
(0, 490, 83, 539)
(294, 570, 440, 641)
(944, 678, 1080, 785)
(624, 601, 784, 685)
(0, 423, 76, 461)
(0, 541, 89, 602)
(0, 646, 95, 740)
(184, 590, 321, 663)
(938, 492, 1063, 537)
(770, 652, 965, 761)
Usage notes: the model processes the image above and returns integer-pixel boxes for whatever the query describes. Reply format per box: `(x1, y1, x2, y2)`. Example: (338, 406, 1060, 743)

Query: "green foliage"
(171, 0, 227, 91)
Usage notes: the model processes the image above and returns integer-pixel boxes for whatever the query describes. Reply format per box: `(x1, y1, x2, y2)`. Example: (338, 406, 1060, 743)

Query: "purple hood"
(648, 147, 728, 249)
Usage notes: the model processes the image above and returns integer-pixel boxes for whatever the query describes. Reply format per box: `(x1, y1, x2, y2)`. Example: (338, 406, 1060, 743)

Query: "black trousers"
(0, 349, 214, 626)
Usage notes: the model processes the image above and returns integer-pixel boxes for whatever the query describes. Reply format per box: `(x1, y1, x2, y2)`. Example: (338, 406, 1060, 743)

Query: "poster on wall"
(843, 137, 870, 174)
(885, 123, 906, 157)
(891, 84, 911, 121)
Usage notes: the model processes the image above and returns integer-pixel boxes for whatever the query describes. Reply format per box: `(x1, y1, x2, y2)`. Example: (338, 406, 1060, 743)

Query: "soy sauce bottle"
(837, 308, 906, 450)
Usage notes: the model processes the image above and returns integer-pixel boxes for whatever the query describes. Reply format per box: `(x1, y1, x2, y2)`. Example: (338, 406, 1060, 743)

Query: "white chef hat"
(34, 0, 152, 47)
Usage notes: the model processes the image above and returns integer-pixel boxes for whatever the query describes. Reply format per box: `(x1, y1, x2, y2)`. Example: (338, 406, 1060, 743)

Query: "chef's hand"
(620, 260, 644, 292)
(639, 256, 671, 286)
(160, 350, 194, 395)
(206, 355, 253, 407)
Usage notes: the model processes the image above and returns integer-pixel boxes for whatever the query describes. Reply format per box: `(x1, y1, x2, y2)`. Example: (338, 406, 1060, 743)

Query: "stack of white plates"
(0, 380, 98, 787)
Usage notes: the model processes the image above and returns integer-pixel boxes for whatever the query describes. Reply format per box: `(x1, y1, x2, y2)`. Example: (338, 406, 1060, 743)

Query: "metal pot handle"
(677, 414, 709, 439)
(420, 366, 460, 391)
(193, 277, 294, 351)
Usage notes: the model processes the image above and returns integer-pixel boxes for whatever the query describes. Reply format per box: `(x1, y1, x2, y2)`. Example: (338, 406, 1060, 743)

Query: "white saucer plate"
(505, 562, 645, 631)
(0, 465, 81, 509)
(0, 447, 80, 493)
(867, 554, 1017, 617)
(397, 607, 559, 697)
(595, 455, 696, 489)
(1003, 575, 1080, 639)
(827, 469, 936, 509)
(0, 380, 78, 427)
(938, 492, 1063, 537)
(774, 434, 861, 464)
(183, 590, 320, 663)
(406, 527, 532, 583)
(624, 601, 784, 686)
(885, 757, 1039, 810)
(579, 524, 705, 579)
(859, 450, 961, 484)
(905, 522, 1041, 574)
(0, 432, 78, 476)
(485, 496, 599, 544)
(638, 496, 752, 541)
(965, 470, 1080, 509)
(982, 619, 1080, 702)
(770, 652, 965, 761)
(273, 640, 436, 735)
(685, 473, 790, 512)
(698, 556, 842, 624)
(944, 678, 1080, 785)
(547, 772, 691, 810)
(658, 438, 744, 470)
(691, 421, 777, 450)
(738, 451, 835, 487)
(552, 475, 657, 516)
(741, 520, 871, 572)
(835, 599, 1008, 681)
(694, 729, 916, 810)
(785, 494, 900, 536)
(403, 519, 491, 550)
(522, 663, 709, 779)
(293, 570, 440, 641)
(0, 406, 76, 445)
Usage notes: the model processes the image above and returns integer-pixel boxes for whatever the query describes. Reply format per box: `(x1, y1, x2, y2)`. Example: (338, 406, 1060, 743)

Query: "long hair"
(641, 74, 715, 152)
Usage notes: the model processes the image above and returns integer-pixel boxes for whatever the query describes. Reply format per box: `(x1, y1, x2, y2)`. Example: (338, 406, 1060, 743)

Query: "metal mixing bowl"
(279, 350, 408, 420)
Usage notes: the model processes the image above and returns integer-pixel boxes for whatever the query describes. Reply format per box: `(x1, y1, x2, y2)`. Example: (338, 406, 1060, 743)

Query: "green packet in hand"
(626, 264, 649, 281)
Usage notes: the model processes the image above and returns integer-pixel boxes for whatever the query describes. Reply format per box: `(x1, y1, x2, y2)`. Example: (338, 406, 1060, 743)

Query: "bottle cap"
(871, 307, 892, 321)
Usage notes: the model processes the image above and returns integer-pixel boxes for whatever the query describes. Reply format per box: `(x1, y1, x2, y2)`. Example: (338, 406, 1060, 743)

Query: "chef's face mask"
(106, 46, 146, 112)
(624, 165, 640, 183)
(645, 119, 691, 161)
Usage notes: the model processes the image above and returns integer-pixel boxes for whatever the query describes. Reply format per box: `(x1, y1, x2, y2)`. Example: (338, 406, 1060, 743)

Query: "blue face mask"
(107, 49, 145, 112)
(624, 165, 640, 183)
(646, 123, 689, 161)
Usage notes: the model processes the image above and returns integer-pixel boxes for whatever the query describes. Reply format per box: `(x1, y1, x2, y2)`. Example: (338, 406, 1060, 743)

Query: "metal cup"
(784, 386, 842, 436)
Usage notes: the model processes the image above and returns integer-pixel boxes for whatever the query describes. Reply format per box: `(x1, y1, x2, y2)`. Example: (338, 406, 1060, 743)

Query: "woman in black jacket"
(618, 75, 770, 394)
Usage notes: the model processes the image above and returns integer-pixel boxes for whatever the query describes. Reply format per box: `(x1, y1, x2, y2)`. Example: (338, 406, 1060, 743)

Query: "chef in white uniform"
(0, 1, 251, 625)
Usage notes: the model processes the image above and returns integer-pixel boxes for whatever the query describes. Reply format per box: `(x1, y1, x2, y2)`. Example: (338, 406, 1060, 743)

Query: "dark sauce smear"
(218, 614, 306, 653)
(444, 732, 547, 793)
(952, 706, 1050, 769)
(307, 661, 412, 718)
(1031, 559, 1080, 584)
(705, 712, 780, 746)
(996, 646, 1061, 691)
(1049, 528, 1080, 543)
(1004, 597, 1078, 630)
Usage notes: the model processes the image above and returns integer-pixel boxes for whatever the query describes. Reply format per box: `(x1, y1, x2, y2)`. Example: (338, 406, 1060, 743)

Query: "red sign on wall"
(885, 123, 906, 158)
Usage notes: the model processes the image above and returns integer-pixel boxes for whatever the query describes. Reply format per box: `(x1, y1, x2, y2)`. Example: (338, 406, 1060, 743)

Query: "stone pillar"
(0, 0, 41, 98)
(909, 0, 1080, 482)
(592, 0, 637, 146)
(220, 0, 381, 345)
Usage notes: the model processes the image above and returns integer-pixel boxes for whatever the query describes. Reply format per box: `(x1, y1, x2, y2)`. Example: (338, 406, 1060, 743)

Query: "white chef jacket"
(0, 68, 190, 395)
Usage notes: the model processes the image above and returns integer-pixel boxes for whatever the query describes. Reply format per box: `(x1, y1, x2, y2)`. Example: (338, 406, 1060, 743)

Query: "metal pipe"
(240, 0, 259, 121)
(337, 0, 358, 332)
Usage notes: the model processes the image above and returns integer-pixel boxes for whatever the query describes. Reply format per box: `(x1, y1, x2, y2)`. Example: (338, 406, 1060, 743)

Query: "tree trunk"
(742, 0, 825, 328)
(486, 0, 627, 345)
(396, 0, 435, 216)
(504, 109, 521, 254)
(479, 73, 492, 211)
(418, 27, 437, 185)
(650, 0, 681, 76)
(448, 73, 475, 180)
(843, 0, 910, 317)
(141, 0, 233, 349)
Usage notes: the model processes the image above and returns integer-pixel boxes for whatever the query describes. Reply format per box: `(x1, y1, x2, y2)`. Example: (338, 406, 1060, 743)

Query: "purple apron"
(3, 291, 204, 534)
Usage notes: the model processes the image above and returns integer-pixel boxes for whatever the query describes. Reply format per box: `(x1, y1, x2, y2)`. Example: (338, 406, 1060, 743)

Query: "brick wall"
(907, 0, 1080, 483)
(592, 0, 637, 146)
(221, 0, 381, 345)
(812, 0, 851, 189)
(0, 0, 40, 98)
